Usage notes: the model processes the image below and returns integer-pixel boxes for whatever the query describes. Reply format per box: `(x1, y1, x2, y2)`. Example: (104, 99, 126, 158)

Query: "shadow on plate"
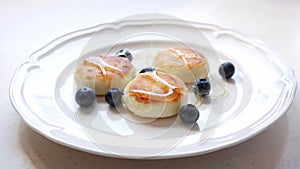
(18, 113, 288, 169)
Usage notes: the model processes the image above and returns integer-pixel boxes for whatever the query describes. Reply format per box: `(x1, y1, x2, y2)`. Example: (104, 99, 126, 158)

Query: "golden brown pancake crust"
(166, 47, 206, 69)
(75, 55, 133, 81)
(128, 71, 186, 104)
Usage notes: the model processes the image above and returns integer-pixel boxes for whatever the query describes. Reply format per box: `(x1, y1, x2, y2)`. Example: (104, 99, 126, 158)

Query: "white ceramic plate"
(10, 15, 296, 159)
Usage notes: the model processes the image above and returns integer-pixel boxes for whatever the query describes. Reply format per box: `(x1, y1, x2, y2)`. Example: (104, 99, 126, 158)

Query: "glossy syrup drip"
(130, 70, 178, 97)
(84, 56, 123, 75)
(210, 76, 228, 99)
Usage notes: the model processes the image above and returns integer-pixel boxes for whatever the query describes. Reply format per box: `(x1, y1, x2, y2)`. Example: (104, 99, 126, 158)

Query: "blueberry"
(179, 104, 199, 124)
(105, 88, 123, 107)
(115, 49, 133, 62)
(139, 66, 155, 73)
(192, 79, 211, 96)
(219, 62, 235, 79)
(75, 87, 96, 107)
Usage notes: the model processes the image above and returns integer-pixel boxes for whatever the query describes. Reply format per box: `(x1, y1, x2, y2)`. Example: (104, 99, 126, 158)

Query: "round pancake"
(153, 47, 209, 83)
(123, 70, 187, 118)
(74, 55, 135, 95)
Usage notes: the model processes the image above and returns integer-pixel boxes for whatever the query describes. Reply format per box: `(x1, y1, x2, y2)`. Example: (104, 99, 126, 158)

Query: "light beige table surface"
(1, 0, 299, 168)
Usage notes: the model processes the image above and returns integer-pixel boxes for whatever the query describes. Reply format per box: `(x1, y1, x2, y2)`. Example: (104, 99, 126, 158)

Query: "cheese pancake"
(123, 70, 187, 118)
(74, 55, 135, 95)
(153, 47, 209, 83)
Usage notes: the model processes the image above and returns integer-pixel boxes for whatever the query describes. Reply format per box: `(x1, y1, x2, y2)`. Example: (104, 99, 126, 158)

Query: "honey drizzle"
(130, 70, 178, 97)
(84, 56, 123, 75)
(173, 49, 188, 68)
(168, 48, 199, 69)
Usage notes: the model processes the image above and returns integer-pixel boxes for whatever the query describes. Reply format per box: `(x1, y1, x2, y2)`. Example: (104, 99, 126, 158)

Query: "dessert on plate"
(153, 47, 209, 83)
(74, 55, 135, 95)
(123, 69, 187, 118)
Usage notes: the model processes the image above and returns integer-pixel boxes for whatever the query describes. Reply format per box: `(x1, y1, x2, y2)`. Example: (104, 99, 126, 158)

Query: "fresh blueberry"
(75, 87, 96, 107)
(219, 62, 235, 79)
(179, 104, 199, 124)
(105, 88, 123, 107)
(192, 79, 211, 96)
(139, 66, 155, 73)
(115, 49, 133, 62)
